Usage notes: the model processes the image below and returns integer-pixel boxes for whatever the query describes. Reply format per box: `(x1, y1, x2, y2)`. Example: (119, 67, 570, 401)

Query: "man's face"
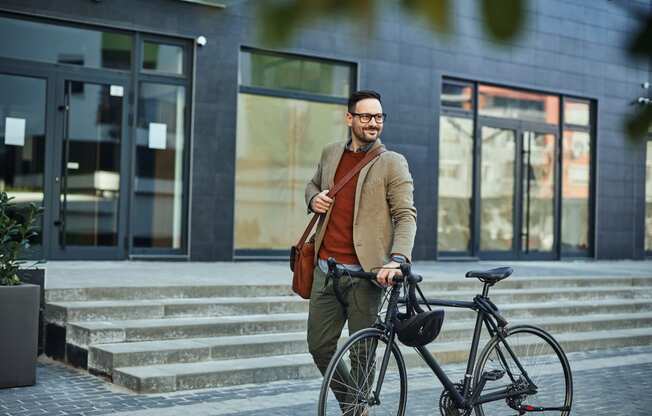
(346, 98, 384, 143)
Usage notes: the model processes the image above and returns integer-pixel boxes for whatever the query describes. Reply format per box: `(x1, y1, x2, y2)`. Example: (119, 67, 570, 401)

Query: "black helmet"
(395, 309, 445, 347)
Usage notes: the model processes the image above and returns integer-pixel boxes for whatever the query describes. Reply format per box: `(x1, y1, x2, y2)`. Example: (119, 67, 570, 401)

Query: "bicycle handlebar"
(326, 257, 423, 285)
(326, 257, 425, 315)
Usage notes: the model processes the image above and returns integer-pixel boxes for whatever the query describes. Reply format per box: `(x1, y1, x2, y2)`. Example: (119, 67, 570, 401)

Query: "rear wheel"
(318, 328, 407, 416)
(473, 325, 573, 416)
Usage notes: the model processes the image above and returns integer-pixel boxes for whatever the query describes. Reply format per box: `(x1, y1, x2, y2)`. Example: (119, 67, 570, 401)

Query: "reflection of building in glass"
(234, 50, 354, 252)
(646, 141, 652, 252)
(438, 80, 592, 258)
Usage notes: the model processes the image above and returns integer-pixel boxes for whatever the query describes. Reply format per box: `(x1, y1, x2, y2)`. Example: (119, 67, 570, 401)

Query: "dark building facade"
(0, 0, 650, 262)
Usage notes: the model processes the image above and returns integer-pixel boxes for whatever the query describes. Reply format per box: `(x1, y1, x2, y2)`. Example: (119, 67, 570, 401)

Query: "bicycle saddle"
(465, 267, 513, 283)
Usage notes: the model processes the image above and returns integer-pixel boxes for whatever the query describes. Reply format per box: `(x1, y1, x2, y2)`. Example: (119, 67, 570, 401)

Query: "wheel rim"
(476, 328, 572, 416)
(321, 333, 406, 416)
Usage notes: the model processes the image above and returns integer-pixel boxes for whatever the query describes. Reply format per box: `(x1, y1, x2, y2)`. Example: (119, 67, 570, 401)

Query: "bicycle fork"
(368, 285, 403, 406)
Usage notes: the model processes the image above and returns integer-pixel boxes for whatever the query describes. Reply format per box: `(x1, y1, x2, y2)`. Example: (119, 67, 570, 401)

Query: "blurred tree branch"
(257, 0, 651, 138)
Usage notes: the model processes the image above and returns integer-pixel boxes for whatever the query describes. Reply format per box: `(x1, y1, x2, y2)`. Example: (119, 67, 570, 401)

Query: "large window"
(437, 79, 594, 259)
(561, 99, 592, 254)
(0, 15, 132, 70)
(132, 38, 191, 253)
(235, 49, 354, 253)
(0, 73, 47, 250)
(438, 80, 474, 252)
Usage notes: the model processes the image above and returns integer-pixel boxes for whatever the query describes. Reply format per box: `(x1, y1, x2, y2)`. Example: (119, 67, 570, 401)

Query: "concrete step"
(66, 313, 308, 349)
(46, 296, 308, 325)
(111, 326, 652, 393)
(70, 306, 652, 350)
(81, 310, 652, 373)
(47, 286, 652, 325)
(85, 298, 652, 373)
(89, 332, 309, 377)
(45, 275, 652, 302)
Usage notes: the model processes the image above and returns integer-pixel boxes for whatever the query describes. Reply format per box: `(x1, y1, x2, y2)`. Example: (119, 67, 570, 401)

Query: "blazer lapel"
(324, 141, 346, 189)
(353, 139, 384, 222)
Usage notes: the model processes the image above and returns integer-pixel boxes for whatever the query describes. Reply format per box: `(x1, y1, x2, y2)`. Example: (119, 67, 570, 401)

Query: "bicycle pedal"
(484, 369, 505, 381)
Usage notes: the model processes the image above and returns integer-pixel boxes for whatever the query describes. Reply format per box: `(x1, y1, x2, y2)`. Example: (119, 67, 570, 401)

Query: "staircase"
(44, 274, 652, 393)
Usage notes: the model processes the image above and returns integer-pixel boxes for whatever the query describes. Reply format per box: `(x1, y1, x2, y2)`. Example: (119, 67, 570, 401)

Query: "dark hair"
(348, 90, 382, 113)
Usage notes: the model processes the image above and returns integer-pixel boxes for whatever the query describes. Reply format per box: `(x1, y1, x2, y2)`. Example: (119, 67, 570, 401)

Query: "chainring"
(439, 383, 470, 416)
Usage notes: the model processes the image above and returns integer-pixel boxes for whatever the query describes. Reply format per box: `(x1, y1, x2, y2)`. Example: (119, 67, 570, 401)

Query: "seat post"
(481, 281, 491, 297)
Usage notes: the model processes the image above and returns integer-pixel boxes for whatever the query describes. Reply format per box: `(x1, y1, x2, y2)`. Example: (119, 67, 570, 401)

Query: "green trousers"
(307, 265, 382, 412)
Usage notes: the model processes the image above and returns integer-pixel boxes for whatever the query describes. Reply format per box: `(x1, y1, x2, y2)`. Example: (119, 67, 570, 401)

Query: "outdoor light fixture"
(642, 82, 650, 89)
(196, 35, 207, 46)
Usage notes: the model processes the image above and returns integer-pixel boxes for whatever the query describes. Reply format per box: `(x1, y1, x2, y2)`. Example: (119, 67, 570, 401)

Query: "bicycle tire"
(472, 325, 573, 416)
(318, 327, 408, 416)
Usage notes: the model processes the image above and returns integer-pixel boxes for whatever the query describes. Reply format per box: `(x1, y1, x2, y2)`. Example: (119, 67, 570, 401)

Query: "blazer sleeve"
(305, 149, 324, 214)
(386, 153, 417, 262)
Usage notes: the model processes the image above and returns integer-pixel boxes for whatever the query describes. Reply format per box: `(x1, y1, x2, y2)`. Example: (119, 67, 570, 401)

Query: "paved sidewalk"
(42, 259, 652, 288)
(2, 345, 652, 415)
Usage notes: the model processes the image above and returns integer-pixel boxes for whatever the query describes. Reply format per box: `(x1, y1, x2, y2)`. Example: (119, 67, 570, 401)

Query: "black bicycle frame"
(373, 281, 532, 411)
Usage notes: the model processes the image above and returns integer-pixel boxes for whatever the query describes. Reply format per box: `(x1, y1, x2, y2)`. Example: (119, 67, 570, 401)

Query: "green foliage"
(0, 192, 44, 286)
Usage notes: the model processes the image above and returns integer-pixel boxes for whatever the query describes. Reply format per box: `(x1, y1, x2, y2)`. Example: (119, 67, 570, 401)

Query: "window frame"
(234, 47, 357, 259)
(127, 32, 193, 258)
(436, 78, 596, 260)
(0, 11, 135, 73)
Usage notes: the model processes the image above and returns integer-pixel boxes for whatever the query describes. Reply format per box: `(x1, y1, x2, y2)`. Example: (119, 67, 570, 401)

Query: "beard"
(352, 125, 381, 143)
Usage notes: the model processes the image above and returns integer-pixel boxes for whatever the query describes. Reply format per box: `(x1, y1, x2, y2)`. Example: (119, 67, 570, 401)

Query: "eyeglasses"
(350, 112, 387, 123)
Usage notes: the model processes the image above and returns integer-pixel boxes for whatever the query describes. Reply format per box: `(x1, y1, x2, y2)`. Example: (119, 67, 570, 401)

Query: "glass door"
(478, 125, 558, 259)
(50, 75, 130, 259)
(520, 130, 557, 258)
(479, 126, 517, 257)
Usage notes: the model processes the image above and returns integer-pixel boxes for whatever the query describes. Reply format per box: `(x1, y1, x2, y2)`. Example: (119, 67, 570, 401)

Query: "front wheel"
(473, 325, 573, 416)
(318, 328, 408, 416)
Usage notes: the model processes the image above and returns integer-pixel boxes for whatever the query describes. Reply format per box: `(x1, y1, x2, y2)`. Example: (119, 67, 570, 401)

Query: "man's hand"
(311, 189, 333, 214)
(376, 261, 402, 287)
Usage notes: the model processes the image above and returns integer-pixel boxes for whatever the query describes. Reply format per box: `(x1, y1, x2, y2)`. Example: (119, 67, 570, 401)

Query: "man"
(305, 89, 417, 412)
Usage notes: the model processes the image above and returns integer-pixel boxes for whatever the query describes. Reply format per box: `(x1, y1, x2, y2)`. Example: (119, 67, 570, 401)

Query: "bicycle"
(317, 258, 573, 416)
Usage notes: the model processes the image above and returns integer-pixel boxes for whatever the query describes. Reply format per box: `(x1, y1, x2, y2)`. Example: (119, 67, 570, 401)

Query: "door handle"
(54, 220, 64, 227)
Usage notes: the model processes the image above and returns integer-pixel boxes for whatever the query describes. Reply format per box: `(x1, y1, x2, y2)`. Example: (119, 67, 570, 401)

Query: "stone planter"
(17, 269, 46, 356)
(0, 283, 40, 388)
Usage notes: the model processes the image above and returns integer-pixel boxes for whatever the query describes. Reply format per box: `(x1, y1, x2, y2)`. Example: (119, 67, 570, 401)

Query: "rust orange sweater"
(318, 149, 366, 265)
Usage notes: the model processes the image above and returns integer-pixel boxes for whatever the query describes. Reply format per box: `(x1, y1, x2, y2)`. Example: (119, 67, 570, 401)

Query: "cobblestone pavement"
(2, 346, 651, 416)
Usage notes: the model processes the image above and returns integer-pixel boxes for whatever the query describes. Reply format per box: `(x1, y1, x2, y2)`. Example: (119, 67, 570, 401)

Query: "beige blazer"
(305, 139, 417, 271)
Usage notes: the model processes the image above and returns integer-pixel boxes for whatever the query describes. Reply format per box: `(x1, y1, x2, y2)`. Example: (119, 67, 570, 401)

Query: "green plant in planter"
(0, 191, 44, 286)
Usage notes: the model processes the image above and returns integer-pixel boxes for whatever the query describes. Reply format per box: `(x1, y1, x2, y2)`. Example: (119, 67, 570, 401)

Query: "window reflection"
(478, 84, 559, 125)
(522, 132, 556, 252)
(0, 16, 131, 70)
(135, 83, 187, 249)
(438, 116, 473, 252)
(240, 50, 352, 98)
(562, 130, 591, 252)
(480, 127, 516, 251)
(564, 99, 590, 126)
(441, 83, 473, 111)
(143, 42, 184, 74)
(63, 82, 122, 246)
(0, 73, 46, 248)
(234, 94, 348, 250)
(646, 140, 652, 252)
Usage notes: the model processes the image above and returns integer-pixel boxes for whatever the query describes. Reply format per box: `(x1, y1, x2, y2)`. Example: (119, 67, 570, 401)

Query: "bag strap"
(295, 145, 386, 248)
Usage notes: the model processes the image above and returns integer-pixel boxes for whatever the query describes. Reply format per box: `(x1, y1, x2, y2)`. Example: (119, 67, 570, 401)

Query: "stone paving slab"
(41, 260, 652, 289)
(2, 346, 652, 416)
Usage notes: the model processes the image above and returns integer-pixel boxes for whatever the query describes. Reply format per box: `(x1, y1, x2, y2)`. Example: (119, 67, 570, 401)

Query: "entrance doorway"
(478, 124, 558, 259)
(50, 75, 130, 259)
